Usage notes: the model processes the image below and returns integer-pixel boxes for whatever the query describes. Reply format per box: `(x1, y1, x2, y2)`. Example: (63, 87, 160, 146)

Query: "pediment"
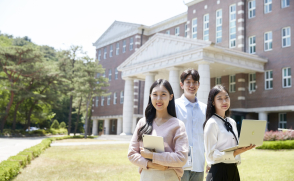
(118, 33, 211, 70)
(93, 21, 141, 48)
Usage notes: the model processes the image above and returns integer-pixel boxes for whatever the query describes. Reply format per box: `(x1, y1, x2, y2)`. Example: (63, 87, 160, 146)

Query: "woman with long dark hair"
(203, 85, 255, 181)
(128, 79, 189, 181)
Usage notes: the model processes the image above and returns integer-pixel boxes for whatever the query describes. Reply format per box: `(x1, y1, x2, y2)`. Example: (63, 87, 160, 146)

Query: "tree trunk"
(87, 100, 93, 136)
(12, 99, 25, 130)
(84, 93, 91, 138)
(74, 97, 82, 136)
(67, 95, 73, 135)
(0, 91, 15, 132)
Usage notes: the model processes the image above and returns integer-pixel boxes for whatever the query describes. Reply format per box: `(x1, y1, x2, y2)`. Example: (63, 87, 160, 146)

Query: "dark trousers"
(206, 163, 240, 181)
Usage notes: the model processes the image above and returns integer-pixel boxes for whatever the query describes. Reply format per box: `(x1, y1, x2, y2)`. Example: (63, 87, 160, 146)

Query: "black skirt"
(206, 163, 240, 181)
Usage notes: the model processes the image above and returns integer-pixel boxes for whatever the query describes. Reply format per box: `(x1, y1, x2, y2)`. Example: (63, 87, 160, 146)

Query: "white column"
(143, 72, 156, 112)
(121, 78, 134, 135)
(92, 119, 98, 135)
(116, 117, 122, 135)
(197, 63, 211, 104)
(258, 112, 268, 131)
(104, 119, 110, 135)
(168, 67, 181, 99)
(132, 117, 137, 134)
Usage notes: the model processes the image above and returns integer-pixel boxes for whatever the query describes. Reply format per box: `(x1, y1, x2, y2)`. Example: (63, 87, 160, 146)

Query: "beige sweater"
(128, 117, 189, 179)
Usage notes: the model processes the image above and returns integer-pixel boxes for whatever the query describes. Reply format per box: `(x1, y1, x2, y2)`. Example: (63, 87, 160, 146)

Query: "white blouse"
(204, 115, 241, 166)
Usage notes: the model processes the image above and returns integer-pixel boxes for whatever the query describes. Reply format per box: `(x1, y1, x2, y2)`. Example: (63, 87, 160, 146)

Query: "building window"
(215, 77, 221, 85)
(95, 96, 99, 107)
(282, 27, 291, 47)
(264, 0, 272, 14)
(175, 27, 180, 36)
(282, 0, 290, 8)
(120, 91, 124, 104)
(229, 4, 236, 48)
(109, 45, 113, 57)
(185, 24, 188, 37)
(282, 67, 291, 88)
(265, 70, 273, 90)
(108, 69, 112, 81)
(111, 120, 115, 132)
(115, 68, 118, 80)
(203, 14, 209, 41)
(216, 10, 222, 43)
(192, 18, 197, 39)
(229, 75, 236, 92)
(116, 42, 119, 55)
(103, 47, 107, 59)
(264, 31, 273, 51)
(123, 40, 126, 53)
(107, 95, 111, 105)
(98, 49, 101, 61)
(101, 96, 104, 106)
(249, 73, 256, 91)
(279, 113, 287, 129)
(130, 37, 133, 50)
(249, 36, 256, 54)
(113, 92, 117, 104)
(248, 0, 256, 19)
(166, 30, 170, 35)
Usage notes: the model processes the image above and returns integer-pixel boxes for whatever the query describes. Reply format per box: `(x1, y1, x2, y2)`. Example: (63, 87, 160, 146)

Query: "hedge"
(0, 135, 97, 180)
(0, 128, 68, 137)
(256, 140, 294, 150)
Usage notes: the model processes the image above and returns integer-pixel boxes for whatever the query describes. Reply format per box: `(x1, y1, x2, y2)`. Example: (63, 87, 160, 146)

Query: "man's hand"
(147, 161, 168, 171)
(205, 165, 211, 173)
(233, 144, 256, 157)
(140, 147, 153, 159)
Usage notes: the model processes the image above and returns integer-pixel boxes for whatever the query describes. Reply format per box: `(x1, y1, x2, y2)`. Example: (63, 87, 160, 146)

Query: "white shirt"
(204, 115, 241, 166)
(175, 94, 207, 172)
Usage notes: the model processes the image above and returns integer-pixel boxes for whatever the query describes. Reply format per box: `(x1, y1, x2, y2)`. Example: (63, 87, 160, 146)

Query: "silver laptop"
(222, 119, 267, 152)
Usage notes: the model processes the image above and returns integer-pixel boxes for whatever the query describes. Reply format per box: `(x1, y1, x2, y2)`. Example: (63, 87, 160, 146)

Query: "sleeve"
(152, 122, 189, 167)
(127, 119, 148, 169)
(204, 120, 236, 165)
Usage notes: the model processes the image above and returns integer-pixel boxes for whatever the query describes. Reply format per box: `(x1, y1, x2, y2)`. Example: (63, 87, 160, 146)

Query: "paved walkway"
(0, 137, 45, 163)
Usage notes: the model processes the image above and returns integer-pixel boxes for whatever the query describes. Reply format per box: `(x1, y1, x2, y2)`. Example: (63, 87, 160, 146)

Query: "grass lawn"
(13, 143, 294, 181)
(54, 139, 111, 143)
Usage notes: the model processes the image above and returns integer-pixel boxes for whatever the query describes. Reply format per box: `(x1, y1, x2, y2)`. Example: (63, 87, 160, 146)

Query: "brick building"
(92, 0, 293, 135)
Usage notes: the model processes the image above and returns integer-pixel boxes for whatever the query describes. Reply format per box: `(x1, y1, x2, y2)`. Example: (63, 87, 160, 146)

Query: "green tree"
(60, 122, 66, 128)
(51, 119, 59, 129)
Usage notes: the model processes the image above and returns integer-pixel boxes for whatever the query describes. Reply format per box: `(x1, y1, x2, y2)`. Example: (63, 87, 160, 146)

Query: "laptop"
(142, 134, 165, 153)
(222, 119, 267, 152)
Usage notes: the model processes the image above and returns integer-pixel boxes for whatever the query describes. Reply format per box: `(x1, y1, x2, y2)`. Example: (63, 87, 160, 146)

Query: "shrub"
(50, 119, 60, 129)
(264, 130, 294, 141)
(0, 161, 20, 181)
(29, 129, 46, 136)
(8, 155, 27, 168)
(48, 128, 68, 135)
(256, 140, 294, 150)
(18, 151, 33, 163)
(59, 122, 66, 129)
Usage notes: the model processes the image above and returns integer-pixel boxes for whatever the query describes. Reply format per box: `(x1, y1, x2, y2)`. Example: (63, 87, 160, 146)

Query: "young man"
(175, 68, 208, 181)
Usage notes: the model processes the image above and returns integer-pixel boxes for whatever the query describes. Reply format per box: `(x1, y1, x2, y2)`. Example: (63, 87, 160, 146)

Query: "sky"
(0, 0, 187, 59)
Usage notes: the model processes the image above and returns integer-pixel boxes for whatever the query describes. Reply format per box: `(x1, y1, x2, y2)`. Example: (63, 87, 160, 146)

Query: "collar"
(180, 94, 198, 107)
(214, 113, 228, 122)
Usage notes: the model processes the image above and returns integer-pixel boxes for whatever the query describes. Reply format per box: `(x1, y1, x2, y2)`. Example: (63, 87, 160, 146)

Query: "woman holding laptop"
(128, 79, 189, 181)
(203, 85, 255, 181)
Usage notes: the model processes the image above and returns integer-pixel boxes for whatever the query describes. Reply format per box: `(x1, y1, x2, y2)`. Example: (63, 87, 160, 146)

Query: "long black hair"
(137, 79, 177, 141)
(203, 85, 231, 129)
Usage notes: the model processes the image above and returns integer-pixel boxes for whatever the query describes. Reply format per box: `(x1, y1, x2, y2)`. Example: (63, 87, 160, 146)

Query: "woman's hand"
(147, 161, 168, 171)
(140, 147, 153, 159)
(205, 165, 211, 173)
(233, 144, 256, 157)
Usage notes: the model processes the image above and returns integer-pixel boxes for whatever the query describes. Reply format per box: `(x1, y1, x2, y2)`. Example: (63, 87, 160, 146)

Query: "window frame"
(203, 14, 209, 41)
(282, 67, 292, 88)
(175, 27, 180, 36)
(95, 96, 99, 107)
(130, 37, 133, 51)
(264, 0, 272, 14)
(229, 4, 236, 48)
(248, 0, 256, 19)
(249, 73, 256, 91)
(264, 31, 273, 51)
(279, 113, 287, 129)
(115, 68, 118, 80)
(265, 70, 273, 90)
(215, 77, 221, 85)
(107, 95, 111, 106)
(109, 45, 113, 57)
(103, 47, 107, 59)
(98, 49, 101, 61)
(229, 75, 236, 93)
(216, 9, 222, 43)
(166, 30, 170, 35)
(116, 42, 119, 55)
(101, 96, 104, 106)
(123, 40, 126, 53)
(192, 18, 197, 39)
(185, 24, 188, 37)
(108, 69, 112, 81)
(281, 0, 290, 8)
(249, 36, 256, 54)
(120, 91, 124, 104)
(282, 27, 291, 48)
(113, 92, 117, 105)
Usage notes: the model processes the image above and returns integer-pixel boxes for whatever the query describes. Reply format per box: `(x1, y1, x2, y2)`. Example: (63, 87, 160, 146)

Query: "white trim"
(264, 0, 272, 14)
(229, 4, 237, 48)
(265, 70, 273, 90)
(192, 18, 197, 39)
(175, 27, 180, 36)
(249, 73, 256, 91)
(238, 44, 244, 48)
(238, 10, 244, 14)
(133, 105, 138, 108)
(238, 96, 245, 100)
(237, 19, 244, 23)
(203, 14, 209, 41)
(282, 67, 292, 88)
(229, 75, 236, 92)
(279, 113, 287, 129)
(91, 114, 143, 120)
(216, 9, 222, 44)
(238, 87, 245, 91)
(238, 35, 244, 39)
(249, 36, 256, 54)
(238, 78, 245, 82)
(281, 0, 290, 8)
(264, 31, 273, 51)
(282, 27, 291, 48)
(238, 2, 244, 6)
(238, 27, 244, 31)
(134, 99, 138, 102)
(248, 0, 256, 19)
(185, 0, 205, 6)
(135, 35, 141, 39)
(232, 105, 294, 113)
(135, 42, 140, 45)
